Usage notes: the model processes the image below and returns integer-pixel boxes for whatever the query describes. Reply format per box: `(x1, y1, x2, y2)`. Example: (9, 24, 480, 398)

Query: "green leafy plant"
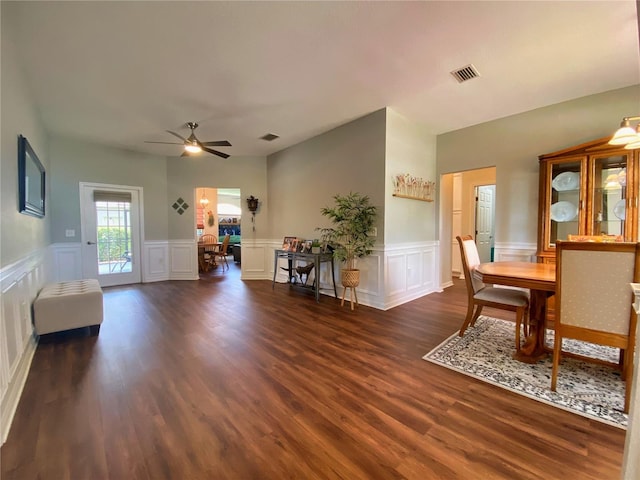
(97, 227, 131, 262)
(318, 192, 377, 270)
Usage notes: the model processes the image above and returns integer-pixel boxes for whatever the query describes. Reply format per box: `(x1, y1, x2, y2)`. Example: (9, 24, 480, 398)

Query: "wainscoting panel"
(169, 241, 198, 281)
(421, 246, 438, 292)
(143, 242, 170, 283)
(494, 242, 537, 262)
(267, 240, 439, 310)
(386, 253, 408, 297)
(50, 243, 82, 282)
(382, 242, 440, 310)
(406, 251, 423, 292)
(0, 248, 47, 444)
(240, 241, 269, 280)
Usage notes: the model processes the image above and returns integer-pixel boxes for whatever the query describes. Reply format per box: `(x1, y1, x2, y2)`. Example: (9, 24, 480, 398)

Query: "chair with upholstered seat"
(213, 234, 231, 271)
(457, 235, 530, 350)
(551, 241, 640, 413)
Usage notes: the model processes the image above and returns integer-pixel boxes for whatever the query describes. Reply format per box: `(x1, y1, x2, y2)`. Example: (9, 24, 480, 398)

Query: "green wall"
(49, 136, 169, 243)
(1, 5, 51, 266)
(166, 155, 268, 240)
(266, 109, 387, 243)
(437, 85, 640, 245)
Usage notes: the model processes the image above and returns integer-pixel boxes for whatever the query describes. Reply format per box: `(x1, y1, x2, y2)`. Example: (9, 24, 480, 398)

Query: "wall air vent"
(450, 64, 480, 83)
(260, 133, 279, 141)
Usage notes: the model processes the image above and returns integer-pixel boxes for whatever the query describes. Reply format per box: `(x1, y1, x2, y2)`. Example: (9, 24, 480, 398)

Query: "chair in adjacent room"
(198, 234, 218, 271)
(457, 235, 530, 350)
(213, 234, 231, 271)
(551, 241, 640, 413)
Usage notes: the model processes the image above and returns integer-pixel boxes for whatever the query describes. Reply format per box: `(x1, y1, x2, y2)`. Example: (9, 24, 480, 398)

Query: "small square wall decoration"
(172, 197, 189, 215)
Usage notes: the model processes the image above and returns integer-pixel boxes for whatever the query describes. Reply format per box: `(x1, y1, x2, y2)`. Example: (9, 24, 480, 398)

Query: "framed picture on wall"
(18, 135, 45, 218)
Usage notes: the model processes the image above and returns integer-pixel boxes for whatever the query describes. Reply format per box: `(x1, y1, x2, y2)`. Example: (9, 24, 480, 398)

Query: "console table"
(272, 250, 338, 302)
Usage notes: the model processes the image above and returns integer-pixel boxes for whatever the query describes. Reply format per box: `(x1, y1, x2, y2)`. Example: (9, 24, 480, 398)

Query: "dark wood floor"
(1, 262, 625, 479)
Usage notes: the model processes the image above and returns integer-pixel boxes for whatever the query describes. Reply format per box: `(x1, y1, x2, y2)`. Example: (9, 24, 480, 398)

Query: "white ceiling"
(5, 1, 640, 158)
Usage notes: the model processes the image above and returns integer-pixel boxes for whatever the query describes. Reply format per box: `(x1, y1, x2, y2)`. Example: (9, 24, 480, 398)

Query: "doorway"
(195, 187, 242, 274)
(441, 167, 496, 282)
(80, 182, 143, 287)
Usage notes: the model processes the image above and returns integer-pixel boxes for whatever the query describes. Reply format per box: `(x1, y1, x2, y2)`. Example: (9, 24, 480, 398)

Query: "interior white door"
(80, 183, 142, 287)
(475, 185, 495, 263)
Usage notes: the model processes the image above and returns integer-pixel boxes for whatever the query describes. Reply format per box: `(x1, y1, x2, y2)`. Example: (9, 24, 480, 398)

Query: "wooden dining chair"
(199, 234, 218, 270)
(213, 234, 231, 271)
(456, 235, 530, 350)
(551, 241, 640, 413)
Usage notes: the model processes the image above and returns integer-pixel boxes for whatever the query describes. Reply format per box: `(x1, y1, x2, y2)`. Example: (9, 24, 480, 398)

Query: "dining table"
(198, 241, 221, 272)
(475, 261, 556, 363)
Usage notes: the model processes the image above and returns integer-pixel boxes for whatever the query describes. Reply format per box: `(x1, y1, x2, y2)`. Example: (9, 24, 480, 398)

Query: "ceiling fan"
(145, 122, 231, 158)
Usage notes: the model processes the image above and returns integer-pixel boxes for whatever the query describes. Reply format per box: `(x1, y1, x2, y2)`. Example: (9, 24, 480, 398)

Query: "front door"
(80, 183, 142, 287)
(475, 184, 495, 263)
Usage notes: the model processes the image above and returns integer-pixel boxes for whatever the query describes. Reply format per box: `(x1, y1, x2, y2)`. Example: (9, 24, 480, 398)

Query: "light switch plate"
(65, 229, 75, 237)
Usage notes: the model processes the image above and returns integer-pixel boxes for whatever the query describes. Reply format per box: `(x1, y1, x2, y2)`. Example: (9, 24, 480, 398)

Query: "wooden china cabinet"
(536, 137, 639, 263)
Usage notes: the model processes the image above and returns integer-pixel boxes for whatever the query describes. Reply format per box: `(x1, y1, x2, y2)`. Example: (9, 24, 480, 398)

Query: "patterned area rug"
(423, 316, 628, 429)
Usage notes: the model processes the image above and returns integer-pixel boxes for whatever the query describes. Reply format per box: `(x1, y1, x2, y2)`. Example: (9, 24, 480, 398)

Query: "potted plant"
(318, 192, 378, 292)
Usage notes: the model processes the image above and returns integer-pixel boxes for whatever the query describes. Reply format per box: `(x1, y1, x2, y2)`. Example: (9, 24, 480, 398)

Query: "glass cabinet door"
(589, 153, 629, 238)
(548, 159, 583, 247)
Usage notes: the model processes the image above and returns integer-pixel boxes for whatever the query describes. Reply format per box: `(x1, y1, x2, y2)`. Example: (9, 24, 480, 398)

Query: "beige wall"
(437, 85, 640, 245)
(267, 109, 386, 243)
(1, 6, 51, 266)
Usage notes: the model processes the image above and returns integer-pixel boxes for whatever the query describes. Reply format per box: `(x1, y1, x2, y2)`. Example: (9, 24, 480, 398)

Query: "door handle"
(87, 241, 97, 245)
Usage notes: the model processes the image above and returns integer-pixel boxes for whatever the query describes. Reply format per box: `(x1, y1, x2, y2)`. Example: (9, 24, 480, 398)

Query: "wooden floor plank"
(0, 263, 626, 479)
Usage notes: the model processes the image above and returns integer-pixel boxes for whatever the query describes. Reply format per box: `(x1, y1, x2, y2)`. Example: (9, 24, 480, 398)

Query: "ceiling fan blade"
(144, 141, 183, 145)
(180, 151, 190, 157)
(166, 130, 187, 142)
(200, 140, 232, 147)
(202, 147, 230, 159)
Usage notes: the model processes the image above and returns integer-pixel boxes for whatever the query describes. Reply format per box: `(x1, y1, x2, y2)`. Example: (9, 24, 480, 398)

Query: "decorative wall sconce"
(247, 195, 259, 231)
(609, 116, 640, 149)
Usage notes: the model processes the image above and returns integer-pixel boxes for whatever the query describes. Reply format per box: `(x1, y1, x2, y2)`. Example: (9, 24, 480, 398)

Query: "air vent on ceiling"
(260, 133, 279, 141)
(451, 64, 480, 83)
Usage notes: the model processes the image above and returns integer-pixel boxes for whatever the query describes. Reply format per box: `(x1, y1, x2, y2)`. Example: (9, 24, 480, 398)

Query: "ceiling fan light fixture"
(185, 142, 202, 153)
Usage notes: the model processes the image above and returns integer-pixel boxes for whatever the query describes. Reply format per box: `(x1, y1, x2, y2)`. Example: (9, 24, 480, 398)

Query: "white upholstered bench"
(33, 279, 103, 335)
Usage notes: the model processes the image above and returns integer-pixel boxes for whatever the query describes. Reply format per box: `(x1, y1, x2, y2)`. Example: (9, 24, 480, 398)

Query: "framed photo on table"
(304, 240, 312, 253)
(282, 236, 296, 251)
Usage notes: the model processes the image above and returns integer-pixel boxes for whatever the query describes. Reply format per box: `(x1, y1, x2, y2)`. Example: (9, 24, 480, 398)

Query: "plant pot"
(341, 269, 360, 288)
(311, 246, 321, 254)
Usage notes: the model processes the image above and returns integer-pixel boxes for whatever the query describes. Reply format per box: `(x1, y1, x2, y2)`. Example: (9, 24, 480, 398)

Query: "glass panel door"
(549, 159, 582, 246)
(96, 200, 132, 274)
(80, 183, 141, 287)
(590, 154, 628, 238)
